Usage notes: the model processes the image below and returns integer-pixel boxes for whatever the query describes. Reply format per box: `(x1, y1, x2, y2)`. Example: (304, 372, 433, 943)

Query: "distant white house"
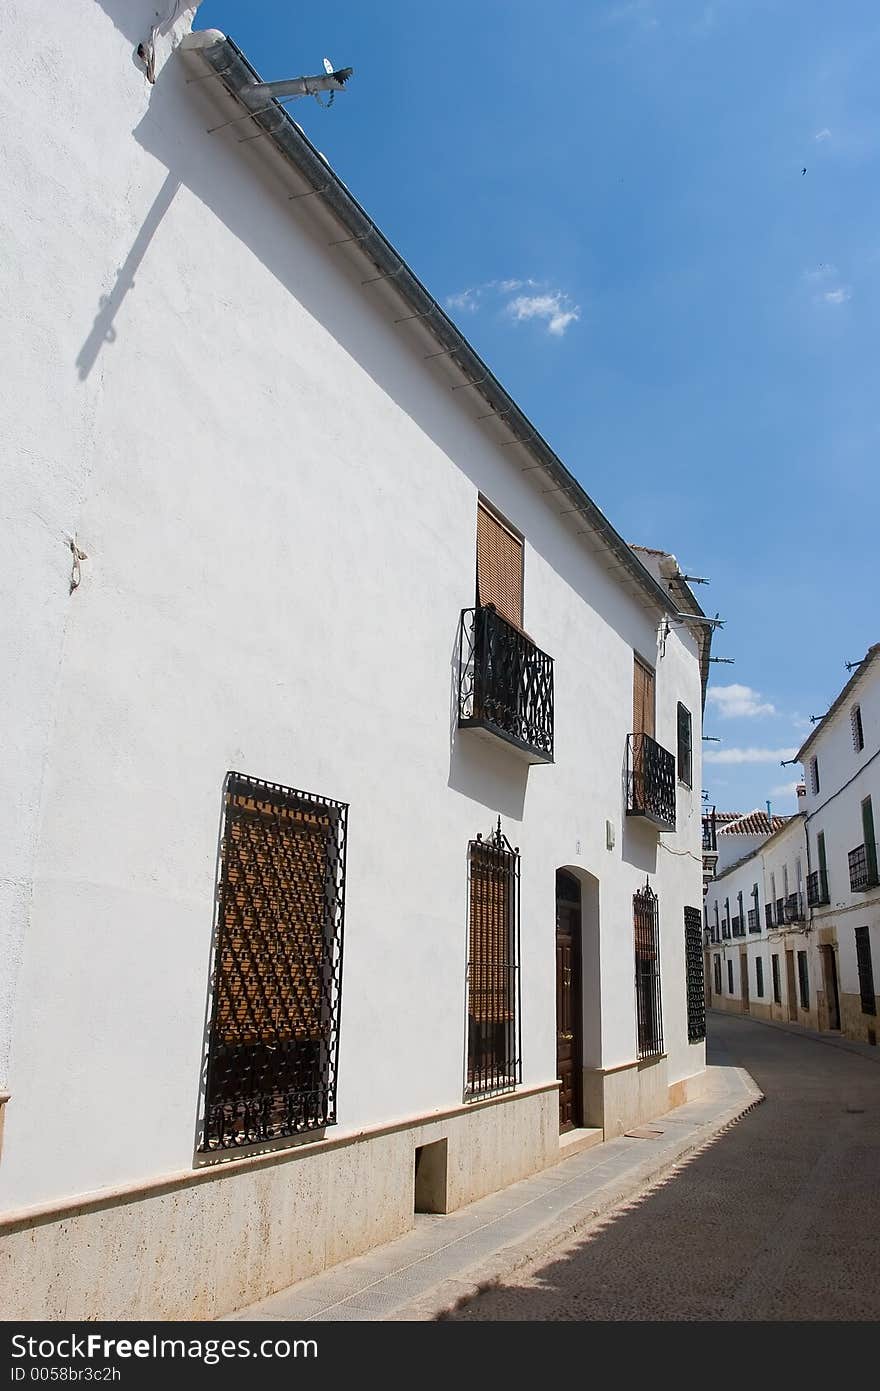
(0, 3, 711, 1319)
(704, 647, 880, 1045)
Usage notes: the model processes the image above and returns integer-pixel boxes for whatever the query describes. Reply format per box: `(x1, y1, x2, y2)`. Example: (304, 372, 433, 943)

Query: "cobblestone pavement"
(442, 1012, 880, 1321)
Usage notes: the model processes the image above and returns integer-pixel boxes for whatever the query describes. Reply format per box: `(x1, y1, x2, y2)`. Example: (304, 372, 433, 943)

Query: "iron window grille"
(855, 927, 876, 1016)
(684, 906, 706, 1042)
(852, 704, 865, 754)
(771, 953, 781, 1004)
(677, 703, 693, 788)
(765, 903, 774, 930)
(797, 951, 810, 1010)
(755, 956, 764, 998)
(849, 843, 880, 893)
(466, 822, 521, 1097)
(732, 915, 744, 938)
(727, 959, 734, 994)
(713, 955, 723, 996)
(747, 908, 760, 933)
(634, 884, 663, 1060)
(785, 892, 804, 924)
(702, 807, 718, 852)
(200, 771, 348, 1153)
(775, 896, 785, 927)
(809, 756, 820, 796)
(457, 605, 554, 763)
(807, 869, 829, 907)
(626, 732, 676, 830)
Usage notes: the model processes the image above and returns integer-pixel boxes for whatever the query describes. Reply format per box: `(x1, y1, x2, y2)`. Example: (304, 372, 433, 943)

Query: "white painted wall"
(798, 656, 880, 1018)
(0, 0, 705, 1210)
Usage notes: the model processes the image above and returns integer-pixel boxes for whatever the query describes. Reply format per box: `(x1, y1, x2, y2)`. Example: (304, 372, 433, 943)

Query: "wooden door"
(739, 951, 750, 1013)
(785, 950, 798, 1021)
(556, 873, 583, 1133)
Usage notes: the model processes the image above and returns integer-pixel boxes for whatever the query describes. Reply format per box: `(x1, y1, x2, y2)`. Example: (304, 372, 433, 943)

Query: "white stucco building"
(0, 3, 712, 1318)
(705, 648, 880, 1045)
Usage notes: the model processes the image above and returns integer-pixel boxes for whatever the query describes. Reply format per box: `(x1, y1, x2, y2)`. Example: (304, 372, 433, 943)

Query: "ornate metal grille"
(747, 908, 760, 932)
(634, 884, 663, 1060)
(458, 605, 554, 762)
(466, 823, 521, 1097)
(626, 732, 676, 830)
(855, 927, 876, 1016)
(200, 772, 348, 1152)
(684, 906, 705, 1042)
(849, 843, 879, 893)
(807, 869, 829, 907)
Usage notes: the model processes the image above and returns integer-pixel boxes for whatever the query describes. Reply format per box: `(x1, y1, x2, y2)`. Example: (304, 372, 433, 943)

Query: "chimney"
(796, 783, 807, 807)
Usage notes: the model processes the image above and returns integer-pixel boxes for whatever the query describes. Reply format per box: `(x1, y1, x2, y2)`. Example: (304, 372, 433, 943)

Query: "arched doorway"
(556, 869, 583, 1132)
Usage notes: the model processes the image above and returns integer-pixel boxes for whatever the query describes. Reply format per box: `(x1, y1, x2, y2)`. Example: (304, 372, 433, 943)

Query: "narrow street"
(442, 1012, 880, 1321)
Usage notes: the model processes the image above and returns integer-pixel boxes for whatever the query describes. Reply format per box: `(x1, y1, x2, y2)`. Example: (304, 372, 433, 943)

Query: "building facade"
(705, 649, 880, 1047)
(0, 4, 710, 1318)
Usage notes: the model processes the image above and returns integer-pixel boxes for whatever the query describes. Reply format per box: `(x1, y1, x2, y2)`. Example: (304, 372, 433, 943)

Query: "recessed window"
(684, 907, 705, 1042)
(634, 885, 663, 1058)
(797, 951, 810, 1010)
(467, 826, 521, 1096)
(713, 955, 722, 995)
(677, 703, 693, 788)
(852, 704, 865, 754)
(755, 957, 764, 998)
(855, 927, 876, 1016)
(727, 959, 734, 994)
(772, 953, 781, 1004)
(809, 756, 820, 796)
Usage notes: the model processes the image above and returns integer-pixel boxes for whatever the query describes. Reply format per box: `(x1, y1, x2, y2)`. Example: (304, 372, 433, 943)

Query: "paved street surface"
(443, 1012, 880, 1321)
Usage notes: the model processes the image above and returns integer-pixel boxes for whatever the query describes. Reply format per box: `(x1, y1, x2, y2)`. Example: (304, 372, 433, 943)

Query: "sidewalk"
(221, 1058, 762, 1323)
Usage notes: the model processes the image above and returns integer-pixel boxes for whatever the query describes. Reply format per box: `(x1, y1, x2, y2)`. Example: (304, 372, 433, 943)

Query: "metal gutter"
(181, 32, 703, 629)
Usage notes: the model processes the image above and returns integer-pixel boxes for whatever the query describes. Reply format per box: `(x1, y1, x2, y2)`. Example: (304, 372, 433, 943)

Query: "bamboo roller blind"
(633, 656, 655, 739)
(217, 790, 330, 1046)
(477, 502, 524, 629)
(468, 843, 514, 1023)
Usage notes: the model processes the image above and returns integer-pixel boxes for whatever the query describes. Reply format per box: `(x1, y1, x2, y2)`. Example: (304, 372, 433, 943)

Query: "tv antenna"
(246, 56, 354, 109)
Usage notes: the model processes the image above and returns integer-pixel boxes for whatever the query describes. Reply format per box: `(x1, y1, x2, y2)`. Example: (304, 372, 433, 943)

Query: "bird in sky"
(802, 167, 807, 175)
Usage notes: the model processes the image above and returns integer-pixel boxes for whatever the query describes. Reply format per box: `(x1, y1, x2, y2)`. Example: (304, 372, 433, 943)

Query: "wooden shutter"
(477, 502, 523, 629)
(677, 703, 692, 785)
(633, 656, 655, 738)
(852, 705, 864, 753)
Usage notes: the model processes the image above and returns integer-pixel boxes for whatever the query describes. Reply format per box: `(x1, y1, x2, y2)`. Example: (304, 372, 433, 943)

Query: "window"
(467, 825, 520, 1095)
(852, 704, 865, 754)
(714, 901, 720, 941)
(797, 951, 809, 1010)
(477, 500, 523, 629)
(714, 955, 723, 996)
(634, 885, 663, 1059)
(727, 959, 734, 994)
(809, 756, 820, 796)
(771, 953, 781, 1004)
(862, 796, 878, 885)
(677, 703, 693, 788)
(855, 927, 876, 1016)
(755, 956, 764, 998)
(201, 771, 348, 1152)
(684, 906, 705, 1042)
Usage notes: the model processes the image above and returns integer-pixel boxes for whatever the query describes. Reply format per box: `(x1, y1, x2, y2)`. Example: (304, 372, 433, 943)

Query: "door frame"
(821, 944, 841, 1031)
(556, 872, 583, 1133)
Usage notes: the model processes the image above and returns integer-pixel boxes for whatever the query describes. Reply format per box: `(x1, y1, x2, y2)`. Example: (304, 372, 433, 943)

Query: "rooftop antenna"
(244, 56, 354, 109)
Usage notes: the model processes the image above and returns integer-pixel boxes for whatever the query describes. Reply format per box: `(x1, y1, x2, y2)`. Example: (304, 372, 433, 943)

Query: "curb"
(388, 1075, 764, 1321)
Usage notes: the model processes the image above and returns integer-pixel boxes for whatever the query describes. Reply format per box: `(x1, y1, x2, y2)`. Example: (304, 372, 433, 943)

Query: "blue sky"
(198, 1, 880, 816)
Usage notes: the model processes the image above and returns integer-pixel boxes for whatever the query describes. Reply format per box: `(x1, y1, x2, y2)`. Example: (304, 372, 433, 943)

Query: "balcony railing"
(747, 908, 760, 933)
(849, 843, 880, 894)
(775, 897, 785, 927)
(765, 903, 774, 930)
(785, 891, 804, 924)
(626, 732, 676, 830)
(806, 869, 829, 908)
(702, 810, 718, 853)
(732, 915, 745, 938)
(457, 605, 554, 764)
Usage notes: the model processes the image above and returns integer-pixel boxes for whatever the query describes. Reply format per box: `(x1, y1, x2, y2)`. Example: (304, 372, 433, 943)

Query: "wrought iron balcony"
(457, 605, 554, 764)
(806, 869, 829, 908)
(748, 908, 760, 933)
(626, 732, 676, 830)
(849, 843, 879, 893)
(784, 891, 804, 924)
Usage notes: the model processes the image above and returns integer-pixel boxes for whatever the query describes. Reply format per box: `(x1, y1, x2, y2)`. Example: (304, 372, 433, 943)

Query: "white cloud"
(704, 747, 798, 766)
(706, 684, 776, 719)
(507, 292, 580, 337)
(771, 781, 800, 798)
(814, 128, 832, 141)
(824, 286, 851, 304)
(446, 279, 580, 337)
